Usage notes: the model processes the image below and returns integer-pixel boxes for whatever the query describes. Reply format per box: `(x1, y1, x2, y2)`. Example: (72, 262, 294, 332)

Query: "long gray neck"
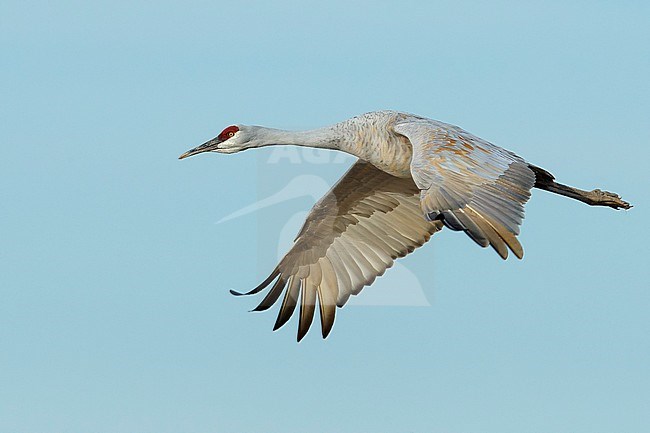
(249, 126, 343, 151)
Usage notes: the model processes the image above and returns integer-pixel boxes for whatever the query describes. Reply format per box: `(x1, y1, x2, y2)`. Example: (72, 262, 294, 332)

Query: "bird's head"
(179, 125, 252, 159)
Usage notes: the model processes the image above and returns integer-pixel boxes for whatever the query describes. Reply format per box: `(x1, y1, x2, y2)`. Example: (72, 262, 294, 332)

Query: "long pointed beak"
(178, 137, 221, 160)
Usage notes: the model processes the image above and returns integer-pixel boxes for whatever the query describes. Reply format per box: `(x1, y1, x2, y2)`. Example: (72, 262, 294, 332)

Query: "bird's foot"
(588, 189, 632, 210)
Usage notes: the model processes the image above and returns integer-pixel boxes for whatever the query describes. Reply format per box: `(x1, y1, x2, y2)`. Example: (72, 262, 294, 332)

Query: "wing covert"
(394, 119, 536, 259)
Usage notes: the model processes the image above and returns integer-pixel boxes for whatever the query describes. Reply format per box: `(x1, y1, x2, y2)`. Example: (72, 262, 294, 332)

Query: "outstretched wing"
(394, 118, 536, 259)
(231, 160, 442, 341)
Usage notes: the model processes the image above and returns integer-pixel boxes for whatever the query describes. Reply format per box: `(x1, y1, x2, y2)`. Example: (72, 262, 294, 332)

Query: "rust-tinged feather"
(317, 258, 338, 338)
(230, 267, 280, 296)
(252, 275, 286, 312)
(317, 286, 336, 339)
(273, 276, 300, 331)
(476, 212, 524, 259)
(452, 209, 489, 247)
(465, 206, 508, 259)
(297, 279, 317, 342)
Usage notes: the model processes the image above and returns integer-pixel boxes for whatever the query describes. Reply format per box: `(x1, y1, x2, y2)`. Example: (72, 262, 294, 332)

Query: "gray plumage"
(180, 111, 631, 341)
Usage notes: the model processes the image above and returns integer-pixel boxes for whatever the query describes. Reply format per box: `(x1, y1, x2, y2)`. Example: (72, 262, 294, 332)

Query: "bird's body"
(180, 111, 630, 341)
(326, 111, 415, 177)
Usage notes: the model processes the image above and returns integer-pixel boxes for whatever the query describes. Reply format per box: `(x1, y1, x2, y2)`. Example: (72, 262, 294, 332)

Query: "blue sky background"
(1, 1, 649, 432)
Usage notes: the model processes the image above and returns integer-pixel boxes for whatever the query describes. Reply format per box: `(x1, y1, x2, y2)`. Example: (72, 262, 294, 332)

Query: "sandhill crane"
(179, 111, 630, 341)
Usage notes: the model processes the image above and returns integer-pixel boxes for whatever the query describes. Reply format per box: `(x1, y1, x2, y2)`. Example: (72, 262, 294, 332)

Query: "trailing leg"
(528, 165, 631, 210)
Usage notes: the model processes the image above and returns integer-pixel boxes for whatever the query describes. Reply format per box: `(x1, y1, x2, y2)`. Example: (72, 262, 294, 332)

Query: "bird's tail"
(528, 164, 631, 210)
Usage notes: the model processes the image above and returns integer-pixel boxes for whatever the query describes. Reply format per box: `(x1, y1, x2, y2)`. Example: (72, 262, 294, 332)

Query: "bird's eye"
(218, 125, 240, 141)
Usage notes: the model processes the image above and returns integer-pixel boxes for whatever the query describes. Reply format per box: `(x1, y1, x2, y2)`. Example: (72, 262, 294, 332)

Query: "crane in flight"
(179, 111, 630, 341)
